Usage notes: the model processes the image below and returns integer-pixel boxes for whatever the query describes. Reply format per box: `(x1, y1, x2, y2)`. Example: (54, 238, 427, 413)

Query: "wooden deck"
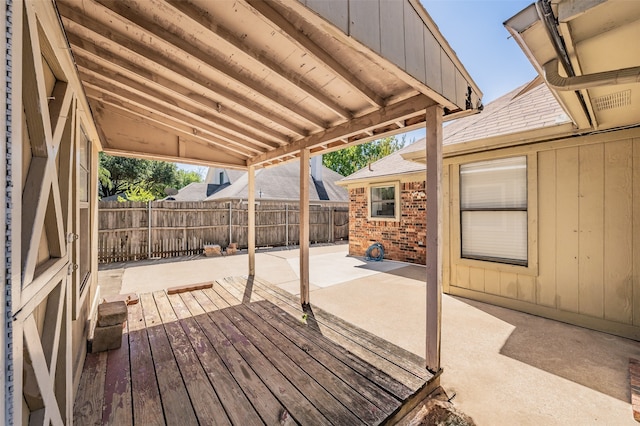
(73, 276, 437, 425)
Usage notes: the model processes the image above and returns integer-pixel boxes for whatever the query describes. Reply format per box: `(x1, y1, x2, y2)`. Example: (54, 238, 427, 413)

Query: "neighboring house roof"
(340, 78, 573, 184)
(207, 161, 348, 202)
(337, 139, 426, 183)
(171, 161, 348, 202)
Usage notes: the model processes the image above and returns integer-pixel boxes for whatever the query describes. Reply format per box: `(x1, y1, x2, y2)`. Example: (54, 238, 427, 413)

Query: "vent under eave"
(593, 90, 632, 112)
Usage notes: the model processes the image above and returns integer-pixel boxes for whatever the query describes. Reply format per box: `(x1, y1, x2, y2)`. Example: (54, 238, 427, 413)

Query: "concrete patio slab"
(286, 250, 406, 288)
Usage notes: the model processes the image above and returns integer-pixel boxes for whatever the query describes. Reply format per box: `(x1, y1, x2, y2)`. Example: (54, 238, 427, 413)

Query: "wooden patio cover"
(56, 0, 482, 372)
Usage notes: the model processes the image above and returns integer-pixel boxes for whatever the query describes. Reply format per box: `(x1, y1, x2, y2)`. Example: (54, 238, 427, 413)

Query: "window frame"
(451, 152, 538, 276)
(367, 181, 400, 221)
(459, 156, 528, 266)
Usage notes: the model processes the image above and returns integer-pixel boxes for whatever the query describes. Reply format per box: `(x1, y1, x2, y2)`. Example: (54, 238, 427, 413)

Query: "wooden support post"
(425, 104, 443, 373)
(299, 149, 310, 305)
(248, 165, 256, 276)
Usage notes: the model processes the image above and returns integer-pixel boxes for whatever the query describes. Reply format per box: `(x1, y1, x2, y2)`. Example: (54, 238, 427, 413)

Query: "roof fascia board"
(337, 170, 425, 187)
(557, 0, 608, 23)
(504, 4, 592, 129)
(401, 122, 578, 162)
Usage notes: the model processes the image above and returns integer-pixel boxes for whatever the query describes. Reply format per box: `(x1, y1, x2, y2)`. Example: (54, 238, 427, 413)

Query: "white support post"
(299, 149, 310, 305)
(248, 165, 256, 276)
(425, 104, 443, 373)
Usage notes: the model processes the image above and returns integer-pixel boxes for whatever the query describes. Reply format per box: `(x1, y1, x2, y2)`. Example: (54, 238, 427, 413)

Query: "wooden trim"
(367, 181, 401, 222)
(299, 149, 310, 305)
(425, 105, 443, 373)
(447, 286, 640, 341)
(337, 171, 425, 188)
(249, 95, 436, 166)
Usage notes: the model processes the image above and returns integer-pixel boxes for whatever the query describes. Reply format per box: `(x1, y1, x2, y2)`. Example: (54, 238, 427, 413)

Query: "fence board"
(98, 200, 349, 263)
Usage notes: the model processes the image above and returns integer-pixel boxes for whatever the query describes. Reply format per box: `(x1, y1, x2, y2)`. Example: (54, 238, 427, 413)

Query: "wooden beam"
(425, 104, 443, 373)
(249, 95, 435, 166)
(248, 166, 256, 276)
(247, 0, 385, 108)
(163, 0, 352, 121)
(63, 31, 309, 138)
(299, 149, 310, 305)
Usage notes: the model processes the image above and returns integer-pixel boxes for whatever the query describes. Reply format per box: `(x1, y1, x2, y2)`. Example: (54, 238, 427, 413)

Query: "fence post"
(285, 203, 289, 246)
(330, 208, 334, 243)
(147, 201, 152, 259)
(228, 201, 232, 246)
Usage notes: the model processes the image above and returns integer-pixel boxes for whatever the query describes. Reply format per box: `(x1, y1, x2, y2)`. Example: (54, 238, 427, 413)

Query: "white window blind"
(460, 156, 527, 265)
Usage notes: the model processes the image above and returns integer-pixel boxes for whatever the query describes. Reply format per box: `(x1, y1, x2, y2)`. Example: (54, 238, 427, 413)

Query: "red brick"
(348, 182, 427, 265)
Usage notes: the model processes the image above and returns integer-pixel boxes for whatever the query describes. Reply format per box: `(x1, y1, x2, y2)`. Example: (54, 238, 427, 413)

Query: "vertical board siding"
(98, 201, 348, 263)
(349, 0, 381, 54)
(403, 1, 425, 83)
(379, 0, 405, 69)
(446, 134, 640, 337)
(578, 144, 604, 318)
(633, 137, 640, 326)
(603, 140, 633, 324)
(468, 267, 485, 292)
(555, 147, 580, 313)
(537, 151, 558, 307)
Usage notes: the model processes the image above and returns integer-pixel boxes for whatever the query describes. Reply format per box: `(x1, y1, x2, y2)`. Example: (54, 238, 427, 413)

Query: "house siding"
(348, 181, 427, 264)
(444, 127, 640, 341)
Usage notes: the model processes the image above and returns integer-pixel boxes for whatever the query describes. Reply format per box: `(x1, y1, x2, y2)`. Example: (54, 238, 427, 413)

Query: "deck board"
(102, 323, 133, 425)
(76, 276, 435, 425)
(140, 293, 198, 425)
(128, 301, 164, 425)
(169, 292, 265, 425)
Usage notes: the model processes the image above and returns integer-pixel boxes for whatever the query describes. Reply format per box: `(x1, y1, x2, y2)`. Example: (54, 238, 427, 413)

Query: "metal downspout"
(536, 0, 594, 126)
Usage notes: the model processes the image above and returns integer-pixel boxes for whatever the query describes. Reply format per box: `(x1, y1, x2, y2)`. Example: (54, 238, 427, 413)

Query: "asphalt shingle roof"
(172, 161, 348, 202)
(341, 78, 572, 182)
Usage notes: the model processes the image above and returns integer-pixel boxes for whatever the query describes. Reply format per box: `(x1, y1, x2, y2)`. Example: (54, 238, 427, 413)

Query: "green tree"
(322, 135, 407, 176)
(99, 153, 203, 200)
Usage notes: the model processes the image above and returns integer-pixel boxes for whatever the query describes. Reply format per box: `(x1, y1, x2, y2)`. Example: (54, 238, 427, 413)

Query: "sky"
(179, 0, 537, 175)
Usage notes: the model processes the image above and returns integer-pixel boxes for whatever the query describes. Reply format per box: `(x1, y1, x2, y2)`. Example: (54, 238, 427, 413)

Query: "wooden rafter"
(246, 0, 385, 108)
(73, 53, 290, 144)
(78, 69, 281, 151)
(249, 95, 436, 166)
(63, 32, 309, 139)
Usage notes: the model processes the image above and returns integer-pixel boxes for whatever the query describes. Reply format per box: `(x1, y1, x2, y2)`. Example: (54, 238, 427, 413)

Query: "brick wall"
(348, 181, 426, 265)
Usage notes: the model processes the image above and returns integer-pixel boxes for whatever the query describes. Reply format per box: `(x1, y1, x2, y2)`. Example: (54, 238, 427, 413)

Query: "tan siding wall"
(444, 129, 640, 340)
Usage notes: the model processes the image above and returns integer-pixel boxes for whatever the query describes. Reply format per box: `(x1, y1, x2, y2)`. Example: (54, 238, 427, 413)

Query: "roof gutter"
(535, 0, 594, 126)
(544, 59, 640, 90)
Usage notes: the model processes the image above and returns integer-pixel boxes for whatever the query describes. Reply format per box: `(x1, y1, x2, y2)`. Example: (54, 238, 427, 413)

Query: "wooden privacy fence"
(98, 200, 349, 263)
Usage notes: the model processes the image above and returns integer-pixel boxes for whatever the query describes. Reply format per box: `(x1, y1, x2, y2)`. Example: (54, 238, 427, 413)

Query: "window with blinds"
(460, 156, 527, 265)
